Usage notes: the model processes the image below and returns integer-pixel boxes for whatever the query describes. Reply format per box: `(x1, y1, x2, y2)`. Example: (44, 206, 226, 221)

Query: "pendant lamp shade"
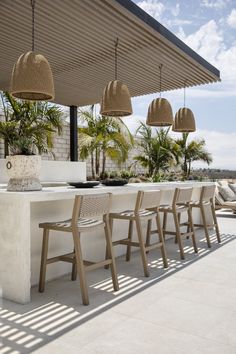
(10, 51, 55, 101)
(100, 79, 132, 116)
(173, 107, 196, 132)
(146, 97, 173, 126)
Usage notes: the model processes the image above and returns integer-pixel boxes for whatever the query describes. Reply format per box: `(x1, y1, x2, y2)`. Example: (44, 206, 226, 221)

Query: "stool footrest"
(113, 238, 129, 245)
(145, 242, 162, 251)
(113, 239, 140, 247)
(194, 223, 215, 228)
(150, 229, 160, 235)
(84, 259, 112, 271)
(183, 231, 194, 237)
(47, 252, 75, 264)
(180, 222, 190, 226)
(163, 230, 176, 236)
(163, 230, 193, 237)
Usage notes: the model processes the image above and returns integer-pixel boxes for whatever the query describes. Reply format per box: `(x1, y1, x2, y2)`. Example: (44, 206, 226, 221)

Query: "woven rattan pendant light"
(100, 38, 132, 116)
(10, 0, 54, 101)
(173, 83, 196, 132)
(146, 65, 173, 126)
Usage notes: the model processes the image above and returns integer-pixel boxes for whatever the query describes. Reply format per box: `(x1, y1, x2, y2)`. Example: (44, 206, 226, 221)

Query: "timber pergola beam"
(0, 0, 220, 160)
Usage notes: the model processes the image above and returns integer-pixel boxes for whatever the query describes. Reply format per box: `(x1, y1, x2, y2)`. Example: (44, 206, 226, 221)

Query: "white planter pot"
(6, 155, 42, 191)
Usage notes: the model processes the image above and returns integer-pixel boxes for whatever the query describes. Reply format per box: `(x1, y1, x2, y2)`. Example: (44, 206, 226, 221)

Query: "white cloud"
(137, 0, 165, 20)
(227, 9, 236, 28)
(201, 0, 228, 9)
(166, 19, 192, 28)
(171, 3, 180, 17)
(177, 20, 236, 96)
(137, 1, 191, 28)
(179, 20, 224, 64)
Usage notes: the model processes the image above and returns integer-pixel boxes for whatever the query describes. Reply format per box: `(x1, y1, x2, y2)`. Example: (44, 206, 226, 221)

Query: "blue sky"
(121, 0, 236, 169)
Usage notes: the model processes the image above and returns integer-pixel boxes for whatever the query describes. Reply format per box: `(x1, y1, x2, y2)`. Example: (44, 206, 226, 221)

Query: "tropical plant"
(134, 122, 180, 177)
(176, 133, 212, 179)
(0, 91, 63, 155)
(78, 106, 134, 178)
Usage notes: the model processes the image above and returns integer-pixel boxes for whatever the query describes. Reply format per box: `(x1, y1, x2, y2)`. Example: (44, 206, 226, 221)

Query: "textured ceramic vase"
(6, 155, 42, 191)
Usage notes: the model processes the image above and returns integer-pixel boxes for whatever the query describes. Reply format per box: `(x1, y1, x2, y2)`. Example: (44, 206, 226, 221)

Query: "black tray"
(68, 181, 100, 188)
(101, 179, 128, 186)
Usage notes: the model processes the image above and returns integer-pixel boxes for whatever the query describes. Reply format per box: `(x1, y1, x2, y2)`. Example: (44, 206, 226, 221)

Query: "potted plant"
(101, 170, 129, 186)
(0, 92, 63, 191)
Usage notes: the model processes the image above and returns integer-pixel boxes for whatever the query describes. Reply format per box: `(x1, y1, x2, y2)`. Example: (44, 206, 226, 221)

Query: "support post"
(70, 105, 78, 161)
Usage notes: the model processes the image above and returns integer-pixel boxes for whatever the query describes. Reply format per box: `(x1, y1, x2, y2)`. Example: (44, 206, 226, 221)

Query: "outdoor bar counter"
(0, 181, 215, 304)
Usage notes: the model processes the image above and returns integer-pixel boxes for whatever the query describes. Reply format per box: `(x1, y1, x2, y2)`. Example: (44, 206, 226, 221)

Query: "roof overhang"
(0, 0, 220, 107)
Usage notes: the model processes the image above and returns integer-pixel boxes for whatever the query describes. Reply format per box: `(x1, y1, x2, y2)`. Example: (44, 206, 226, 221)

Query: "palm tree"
(135, 122, 180, 177)
(78, 107, 99, 178)
(176, 133, 212, 179)
(0, 91, 63, 156)
(134, 122, 153, 176)
(78, 107, 133, 178)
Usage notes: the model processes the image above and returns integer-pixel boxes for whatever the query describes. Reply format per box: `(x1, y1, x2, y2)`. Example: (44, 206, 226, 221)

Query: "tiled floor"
(1, 210, 236, 354)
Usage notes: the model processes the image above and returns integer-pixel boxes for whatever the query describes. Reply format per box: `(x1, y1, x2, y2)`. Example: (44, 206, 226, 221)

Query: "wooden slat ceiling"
(0, 0, 220, 107)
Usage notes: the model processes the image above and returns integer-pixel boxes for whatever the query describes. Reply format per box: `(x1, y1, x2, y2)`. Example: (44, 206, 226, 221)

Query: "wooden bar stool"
(159, 187, 198, 260)
(38, 193, 119, 305)
(190, 185, 221, 247)
(108, 190, 168, 277)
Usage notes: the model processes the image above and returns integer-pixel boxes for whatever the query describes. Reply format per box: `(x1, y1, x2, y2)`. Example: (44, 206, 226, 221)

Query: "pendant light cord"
(114, 38, 119, 80)
(31, 0, 36, 51)
(184, 86, 186, 107)
(184, 80, 187, 107)
(159, 64, 163, 98)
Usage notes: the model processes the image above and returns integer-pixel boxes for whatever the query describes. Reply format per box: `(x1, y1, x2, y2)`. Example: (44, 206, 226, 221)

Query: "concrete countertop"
(0, 181, 215, 202)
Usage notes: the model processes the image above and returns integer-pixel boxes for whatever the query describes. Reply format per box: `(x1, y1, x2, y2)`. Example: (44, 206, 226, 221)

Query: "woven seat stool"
(107, 190, 168, 277)
(38, 193, 119, 305)
(158, 187, 198, 260)
(190, 185, 221, 247)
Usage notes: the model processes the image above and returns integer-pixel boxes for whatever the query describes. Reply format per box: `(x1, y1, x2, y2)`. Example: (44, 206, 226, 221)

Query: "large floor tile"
(171, 279, 236, 311)
(131, 295, 232, 339)
(205, 311, 236, 347)
(71, 317, 236, 354)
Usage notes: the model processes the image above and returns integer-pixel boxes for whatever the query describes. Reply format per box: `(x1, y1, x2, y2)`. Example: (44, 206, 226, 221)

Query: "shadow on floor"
(0, 230, 235, 354)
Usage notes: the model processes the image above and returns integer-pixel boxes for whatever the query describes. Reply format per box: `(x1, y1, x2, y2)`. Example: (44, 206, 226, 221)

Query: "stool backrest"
(135, 190, 161, 212)
(200, 185, 216, 202)
(72, 193, 112, 223)
(173, 187, 193, 206)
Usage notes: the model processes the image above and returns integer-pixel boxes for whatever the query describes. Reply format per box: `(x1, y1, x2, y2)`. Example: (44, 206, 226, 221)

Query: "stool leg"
(186, 208, 191, 239)
(163, 212, 167, 240)
(188, 207, 198, 253)
(126, 220, 134, 261)
(200, 204, 211, 248)
(175, 213, 181, 244)
(156, 213, 168, 268)
(135, 217, 150, 277)
(104, 216, 119, 291)
(72, 229, 89, 306)
(173, 211, 185, 260)
(210, 201, 221, 243)
(104, 216, 114, 269)
(145, 219, 152, 254)
(200, 203, 211, 248)
(71, 248, 77, 281)
(39, 228, 49, 293)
